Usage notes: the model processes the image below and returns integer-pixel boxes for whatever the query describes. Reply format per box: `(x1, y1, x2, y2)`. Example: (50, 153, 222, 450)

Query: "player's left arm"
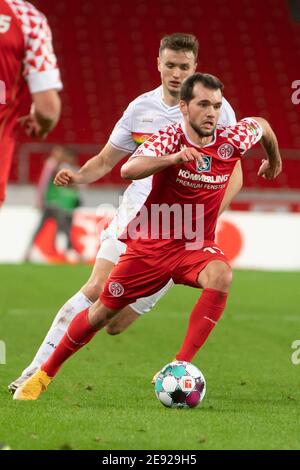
(253, 117, 282, 179)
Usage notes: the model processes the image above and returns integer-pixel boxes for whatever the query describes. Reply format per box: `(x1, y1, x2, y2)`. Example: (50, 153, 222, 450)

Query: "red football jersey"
(0, 0, 62, 141)
(122, 118, 262, 252)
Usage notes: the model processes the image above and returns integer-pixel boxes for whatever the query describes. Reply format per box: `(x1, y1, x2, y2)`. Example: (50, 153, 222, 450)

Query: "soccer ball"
(154, 361, 206, 408)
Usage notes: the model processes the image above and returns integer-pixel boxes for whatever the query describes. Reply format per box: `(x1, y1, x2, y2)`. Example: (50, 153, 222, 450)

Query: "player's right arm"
(54, 142, 127, 185)
(55, 93, 149, 186)
(121, 147, 204, 180)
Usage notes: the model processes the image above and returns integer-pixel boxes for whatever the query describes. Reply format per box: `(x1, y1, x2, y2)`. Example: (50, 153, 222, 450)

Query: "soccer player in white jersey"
(9, 33, 241, 393)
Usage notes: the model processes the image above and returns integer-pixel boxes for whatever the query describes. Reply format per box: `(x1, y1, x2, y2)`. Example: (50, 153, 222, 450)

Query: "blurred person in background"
(0, 0, 62, 208)
(26, 146, 81, 263)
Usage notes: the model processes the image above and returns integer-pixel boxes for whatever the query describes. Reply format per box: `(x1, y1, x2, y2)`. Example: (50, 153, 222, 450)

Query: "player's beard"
(190, 120, 217, 137)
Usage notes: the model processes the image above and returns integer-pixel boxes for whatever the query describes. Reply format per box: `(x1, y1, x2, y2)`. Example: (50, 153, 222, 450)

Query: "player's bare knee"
(83, 280, 104, 303)
(208, 265, 232, 291)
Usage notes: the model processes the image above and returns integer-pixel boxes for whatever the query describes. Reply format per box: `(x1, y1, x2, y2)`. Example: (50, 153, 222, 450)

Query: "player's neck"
(161, 87, 179, 107)
(186, 127, 214, 148)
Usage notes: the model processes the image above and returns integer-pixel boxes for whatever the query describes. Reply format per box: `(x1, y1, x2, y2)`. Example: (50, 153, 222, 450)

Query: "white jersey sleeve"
(109, 100, 137, 153)
(219, 97, 237, 126)
(7, 0, 63, 93)
(108, 86, 183, 154)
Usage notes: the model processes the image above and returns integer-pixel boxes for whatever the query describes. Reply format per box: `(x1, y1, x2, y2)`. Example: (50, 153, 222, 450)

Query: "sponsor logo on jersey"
(109, 282, 124, 297)
(217, 143, 234, 159)
(196, 156, 212, 173)
(178, 169, 230, 183)
(142, 117, 154, 122)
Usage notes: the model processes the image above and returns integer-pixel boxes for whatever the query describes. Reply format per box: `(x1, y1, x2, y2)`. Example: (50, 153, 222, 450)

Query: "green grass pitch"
(0, 264, 299, 450)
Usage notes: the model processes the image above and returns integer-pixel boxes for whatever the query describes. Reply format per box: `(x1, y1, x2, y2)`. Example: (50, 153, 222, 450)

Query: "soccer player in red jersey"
(0, 0, 62, 207)
(9, 33, 243, 394)
(14, 73, 282, 400)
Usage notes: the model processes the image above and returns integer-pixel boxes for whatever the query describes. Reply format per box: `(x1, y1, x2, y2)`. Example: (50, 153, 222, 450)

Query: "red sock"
(42, 308, 98, 377)
(176, 288, 228, 362)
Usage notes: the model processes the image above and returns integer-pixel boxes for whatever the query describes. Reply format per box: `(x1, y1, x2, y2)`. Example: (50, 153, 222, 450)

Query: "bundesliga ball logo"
(155, 361, 206, 408)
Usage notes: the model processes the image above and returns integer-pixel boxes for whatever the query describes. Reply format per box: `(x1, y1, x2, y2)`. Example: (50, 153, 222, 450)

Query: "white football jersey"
(102, 86, 236, 241)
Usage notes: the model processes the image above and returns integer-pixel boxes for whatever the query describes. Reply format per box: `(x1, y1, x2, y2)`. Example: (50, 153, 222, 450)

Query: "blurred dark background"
(10, 0, 300, 194)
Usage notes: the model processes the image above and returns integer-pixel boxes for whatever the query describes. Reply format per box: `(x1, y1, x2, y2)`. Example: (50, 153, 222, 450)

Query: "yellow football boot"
(13, 369, 52, 401)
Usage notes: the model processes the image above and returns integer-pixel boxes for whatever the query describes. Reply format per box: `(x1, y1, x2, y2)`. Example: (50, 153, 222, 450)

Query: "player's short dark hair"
(159, 33, 199, 59)
(180, 73, 224, 103)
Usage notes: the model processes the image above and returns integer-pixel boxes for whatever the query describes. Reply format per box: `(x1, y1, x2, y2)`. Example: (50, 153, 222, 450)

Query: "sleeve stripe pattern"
(219, 118, 263, 154)
(134, 124, 182, 157)
(6, 0, 60, 77)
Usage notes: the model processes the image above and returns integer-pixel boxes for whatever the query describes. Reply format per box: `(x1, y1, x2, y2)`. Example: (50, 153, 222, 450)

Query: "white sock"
(21, 291, 93, 378)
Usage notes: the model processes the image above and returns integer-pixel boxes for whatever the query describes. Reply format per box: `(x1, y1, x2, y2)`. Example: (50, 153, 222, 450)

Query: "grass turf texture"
(0, 264, 299, 450)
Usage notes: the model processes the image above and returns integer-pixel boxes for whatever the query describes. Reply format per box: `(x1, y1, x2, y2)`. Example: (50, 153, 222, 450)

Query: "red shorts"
(100, 241, 230, 310)
(0, 138, 15, 203)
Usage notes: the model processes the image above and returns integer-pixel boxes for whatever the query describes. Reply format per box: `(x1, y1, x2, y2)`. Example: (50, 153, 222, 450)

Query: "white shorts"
(96, 238, 174, 315)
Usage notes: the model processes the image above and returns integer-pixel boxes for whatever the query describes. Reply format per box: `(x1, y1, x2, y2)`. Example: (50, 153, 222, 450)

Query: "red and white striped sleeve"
(7, 0, 63, 93)
(132, 123, 182, 158)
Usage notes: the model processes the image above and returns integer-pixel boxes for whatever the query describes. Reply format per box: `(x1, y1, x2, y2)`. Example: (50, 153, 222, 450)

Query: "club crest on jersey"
(196, 156, 212, 173)
(109, 282, 124, 297)
(217, 143, 234, 160)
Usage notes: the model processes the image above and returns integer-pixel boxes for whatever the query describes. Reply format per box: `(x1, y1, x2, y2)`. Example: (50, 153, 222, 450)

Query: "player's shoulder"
(158, 121, 183, 135)
(6, 0, 47, 26)
(216, 117, 262, 154)
(217, 117, 260, 133)
(126, 87, 161, 111)
(219, 96, 236, 126)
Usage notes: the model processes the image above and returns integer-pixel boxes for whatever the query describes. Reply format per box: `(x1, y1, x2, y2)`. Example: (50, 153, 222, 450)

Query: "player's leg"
(151, 257, 231, 385)
(14, 252, 170, 400)
(175, 258, 232, 362)
(13, 300, 120, 401)
(106, 279, 174, 335)
(8, 239, 123, 392)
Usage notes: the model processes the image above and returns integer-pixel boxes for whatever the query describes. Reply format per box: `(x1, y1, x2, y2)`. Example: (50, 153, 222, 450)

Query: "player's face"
(158, 49, 197, 98)
(181, 83, 222, 137)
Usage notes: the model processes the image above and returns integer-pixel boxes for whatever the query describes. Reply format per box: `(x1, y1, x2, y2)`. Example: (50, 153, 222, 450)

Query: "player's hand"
(172, 147, 204, 166)
(17, 114, 47, 139)
(257, 158, 282, 180)
(54, 169, 81, 186)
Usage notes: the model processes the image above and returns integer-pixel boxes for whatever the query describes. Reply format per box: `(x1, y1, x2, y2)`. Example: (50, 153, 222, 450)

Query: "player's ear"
(179, 100, 187, 115)
(193, 62, 198, 73)
(157, 56, 161, 72)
